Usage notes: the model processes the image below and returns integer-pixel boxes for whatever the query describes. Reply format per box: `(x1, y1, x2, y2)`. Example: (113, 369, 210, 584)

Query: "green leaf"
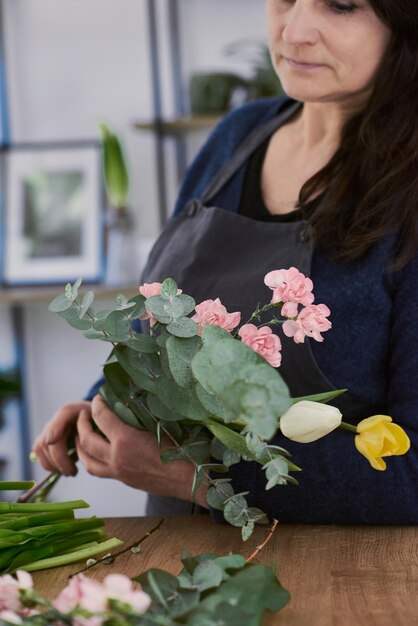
(161, 277, 179, 299)
(167, 316, 199, 338)
(145, 295, 172, 324)
(48, 293, 73, 313)
(205, 422, 254, 459)
(126, 294, 146, 319)
(206, 482, 234, 511)
(222, 448, 241, 467)
(177, 294, 196, 316)
(242, 522, 255, 541)
(263, 457, 294, 489)
(126, 333, 159, 354)
(155, 375, 209, 421)
(223, 495, 249, 527)
(166, 335, 201, 388)
(114, 345, 156, 393)
(291, 388, 347, 404)
(65, 316, 93, 331)
(146, 393, 185, 422)
(113, 402, 142, 429)
(104, 310, 132, 338)
(192, 560, 224, 591)
(80, 291, 94, 319)
(195, 384, 236, 422)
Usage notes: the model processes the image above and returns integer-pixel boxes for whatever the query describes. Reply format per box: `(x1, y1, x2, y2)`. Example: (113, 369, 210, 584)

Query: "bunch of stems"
(0, 481, 122, 573)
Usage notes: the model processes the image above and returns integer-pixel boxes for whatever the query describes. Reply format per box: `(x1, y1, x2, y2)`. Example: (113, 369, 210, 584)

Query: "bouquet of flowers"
(49, 267, 410, 540)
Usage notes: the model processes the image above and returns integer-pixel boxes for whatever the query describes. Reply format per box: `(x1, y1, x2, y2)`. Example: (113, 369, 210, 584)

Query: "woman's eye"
(328, 1, 358, 14)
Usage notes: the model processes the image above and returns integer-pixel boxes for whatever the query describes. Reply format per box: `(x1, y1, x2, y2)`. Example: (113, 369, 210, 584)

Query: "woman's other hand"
(75, 395, 208, 507)
(32, 401, 91, 476)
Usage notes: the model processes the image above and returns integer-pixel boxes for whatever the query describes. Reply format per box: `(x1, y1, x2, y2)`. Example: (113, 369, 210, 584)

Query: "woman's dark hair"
(300, 0, 418, 270)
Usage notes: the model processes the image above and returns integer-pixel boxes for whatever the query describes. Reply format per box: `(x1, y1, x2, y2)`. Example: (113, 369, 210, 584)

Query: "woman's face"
(266, 0, 391, 108)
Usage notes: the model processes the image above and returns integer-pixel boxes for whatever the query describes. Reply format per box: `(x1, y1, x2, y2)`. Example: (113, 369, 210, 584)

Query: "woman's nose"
(281, 2, 320, 46)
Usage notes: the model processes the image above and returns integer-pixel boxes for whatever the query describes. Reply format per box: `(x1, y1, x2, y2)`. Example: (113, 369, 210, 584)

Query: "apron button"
(187, 200, 199, 217)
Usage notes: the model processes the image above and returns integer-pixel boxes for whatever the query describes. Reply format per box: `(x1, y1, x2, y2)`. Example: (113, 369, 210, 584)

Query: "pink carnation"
(238, 324, 282, 367)
(283, 304, 331, 344)
(138, 281, 182, 326)
(192, 298, 241, 336)
(264, 267, 314, 316)
(54, 573, 150, 619)
(0, 571, 33, 612)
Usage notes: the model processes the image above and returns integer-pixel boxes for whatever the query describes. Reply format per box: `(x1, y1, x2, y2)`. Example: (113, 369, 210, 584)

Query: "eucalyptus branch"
(69, 517, 165, 578)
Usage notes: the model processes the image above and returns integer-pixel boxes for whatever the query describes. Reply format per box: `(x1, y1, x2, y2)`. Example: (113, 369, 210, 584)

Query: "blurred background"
(0, 0, 281, 515)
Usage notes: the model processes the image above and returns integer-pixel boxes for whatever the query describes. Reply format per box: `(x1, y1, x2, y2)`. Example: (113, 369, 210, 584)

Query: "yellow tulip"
(354, 415, 410, 471)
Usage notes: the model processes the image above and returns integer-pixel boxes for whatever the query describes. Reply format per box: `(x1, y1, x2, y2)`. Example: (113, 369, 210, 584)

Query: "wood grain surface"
(32, 516, 418, 626)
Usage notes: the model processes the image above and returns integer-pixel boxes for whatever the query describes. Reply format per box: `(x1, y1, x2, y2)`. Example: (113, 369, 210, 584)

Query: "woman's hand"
(32, 401, 91, 476)
(75, 395, 208, 508)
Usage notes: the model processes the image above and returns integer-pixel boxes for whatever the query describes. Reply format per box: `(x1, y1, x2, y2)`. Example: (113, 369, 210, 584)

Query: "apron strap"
(200, 100, 302, 205)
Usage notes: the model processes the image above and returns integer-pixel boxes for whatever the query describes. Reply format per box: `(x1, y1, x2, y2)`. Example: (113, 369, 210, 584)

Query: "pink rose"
(192, 298, 241, 335)
(264, 267, 314, 315)
(102, 574, 151, 614)
(283, 304, 331, 344)
(138, 281, 182, 326)
(238, 324, 282, 367)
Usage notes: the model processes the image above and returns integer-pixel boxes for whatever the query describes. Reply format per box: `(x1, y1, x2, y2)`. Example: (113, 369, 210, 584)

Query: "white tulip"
(280, 400, 342, 443)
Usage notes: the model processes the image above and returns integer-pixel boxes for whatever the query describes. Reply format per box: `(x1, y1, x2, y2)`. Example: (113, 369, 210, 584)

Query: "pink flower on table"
(138, 281, 182, 326)
(238, 324, 282, 367)
(54, 573, 151, 620)
(0, 611, 23, 624)
(0, 571, 33, 612)
(283, 304, 331, 344)
(264, 267, 314, 317)
(192, 298, 241, 336)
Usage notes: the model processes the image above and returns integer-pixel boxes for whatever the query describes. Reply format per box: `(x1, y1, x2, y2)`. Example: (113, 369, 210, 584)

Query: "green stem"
(0, 500, 90, 514)
(340, 421, 358, 433)
(12, 537, 123, 572)
(0, 481, 35, 491)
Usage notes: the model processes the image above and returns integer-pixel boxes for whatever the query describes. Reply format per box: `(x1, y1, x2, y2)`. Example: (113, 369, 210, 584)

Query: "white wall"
(2, 0, 269, 516)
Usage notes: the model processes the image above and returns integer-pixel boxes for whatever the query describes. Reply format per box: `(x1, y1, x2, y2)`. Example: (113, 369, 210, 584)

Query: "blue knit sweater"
(171, 96, 418, 524)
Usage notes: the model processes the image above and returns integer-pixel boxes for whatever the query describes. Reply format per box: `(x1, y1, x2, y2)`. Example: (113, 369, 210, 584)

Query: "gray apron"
(140, 101, 367, 516)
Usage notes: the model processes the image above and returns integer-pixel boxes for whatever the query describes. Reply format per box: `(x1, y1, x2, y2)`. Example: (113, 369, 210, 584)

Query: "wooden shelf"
(133, 115, 221, 135)
(0, 284, 139, 306)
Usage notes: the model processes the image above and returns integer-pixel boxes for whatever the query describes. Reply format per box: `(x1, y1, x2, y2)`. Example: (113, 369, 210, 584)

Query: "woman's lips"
(283, 56, 326, 70)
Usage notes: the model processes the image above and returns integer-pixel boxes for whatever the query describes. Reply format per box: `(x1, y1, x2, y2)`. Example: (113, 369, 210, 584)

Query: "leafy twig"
(68, 517, 165, 578)
(246, 518, 278, 563)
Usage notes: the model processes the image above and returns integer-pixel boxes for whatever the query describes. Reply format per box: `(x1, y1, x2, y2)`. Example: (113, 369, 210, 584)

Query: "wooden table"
(33, 516, 418, 626)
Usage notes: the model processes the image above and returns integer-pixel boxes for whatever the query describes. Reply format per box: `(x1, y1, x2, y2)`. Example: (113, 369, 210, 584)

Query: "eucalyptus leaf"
(127, 333, 159, 354)
(192, 560, 224, 591)
(65, 317, 93, 331)
(155, 375, 209, 421)
(145, 295, 172, 324)
(166, 335, 201, 388)
(104, 310, 132, 338)
(79, 291, 94, 319)
(48, 293, 74, 313)
(206, 483, 234, 510)
(146, 393, 185, 422)
(114, 345, 156, 393)
(195, 383, 236, 422)
(223, 495, 249, 527)
(161, 277, 179, 299)
(167, 316, 199, 338)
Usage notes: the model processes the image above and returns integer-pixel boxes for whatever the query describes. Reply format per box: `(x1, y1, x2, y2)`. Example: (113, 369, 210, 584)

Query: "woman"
(33, 0, 418, 523)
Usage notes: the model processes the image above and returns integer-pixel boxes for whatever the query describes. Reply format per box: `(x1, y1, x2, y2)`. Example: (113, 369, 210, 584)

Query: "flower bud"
(280, 400, 342, 443)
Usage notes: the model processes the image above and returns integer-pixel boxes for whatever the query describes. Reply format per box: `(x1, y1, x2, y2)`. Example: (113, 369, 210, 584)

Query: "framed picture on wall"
(0, 142, 104, 286)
